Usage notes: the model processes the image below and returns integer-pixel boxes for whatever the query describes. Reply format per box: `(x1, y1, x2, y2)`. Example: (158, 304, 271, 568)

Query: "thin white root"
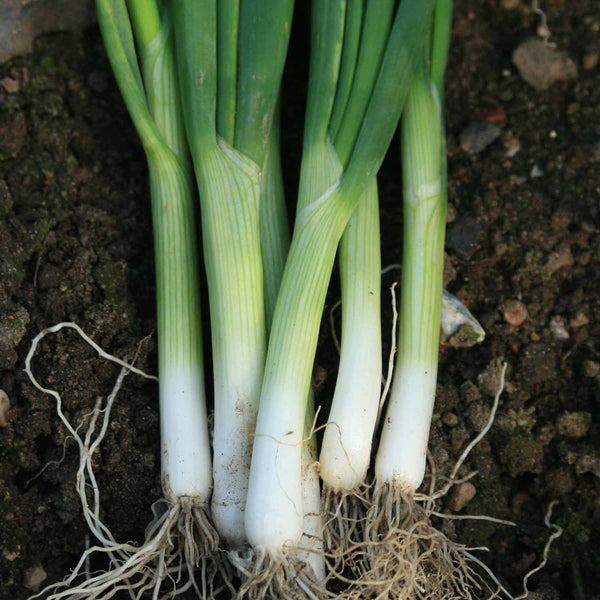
(229, 548, 329, 600)
(25, 323, 223, 599)
(349, 484, 492, 600)
(515, 500, 562, 600)
(321, 486, 370, 579)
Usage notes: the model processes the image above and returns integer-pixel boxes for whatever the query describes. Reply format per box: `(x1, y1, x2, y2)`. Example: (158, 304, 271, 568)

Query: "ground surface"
(0, 1, 598, 599)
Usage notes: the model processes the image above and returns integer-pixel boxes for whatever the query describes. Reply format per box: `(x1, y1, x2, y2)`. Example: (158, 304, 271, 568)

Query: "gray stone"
(460, 120, 501, 154)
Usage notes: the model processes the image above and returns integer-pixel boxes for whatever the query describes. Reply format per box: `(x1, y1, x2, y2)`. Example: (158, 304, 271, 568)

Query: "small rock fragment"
(557, 412, 591, 440)
(583, 360, 600, 378)
(504, 131, 521, 157)
(442, 412, 459, 427)
(569, 311, 589, 329)
(549, 315, 570, 341)
(24, 565, 47, 592)
(0, 77, 19, 93)
(530, 164, 543, 178)
(448, 482, 477, 512)
(502, 300, 528, 327)
(513, 38, 578, 90)
(446, 215, 484, 259)
(460, 120, 501, 154)
(545, 244, 574, 275)
(0, 389, 10, 427)
(583, 51, 599, 71)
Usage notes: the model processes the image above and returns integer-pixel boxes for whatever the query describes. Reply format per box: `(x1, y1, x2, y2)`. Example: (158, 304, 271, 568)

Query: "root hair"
(349, 483, 491, 600)
(230, 547, 329, 600)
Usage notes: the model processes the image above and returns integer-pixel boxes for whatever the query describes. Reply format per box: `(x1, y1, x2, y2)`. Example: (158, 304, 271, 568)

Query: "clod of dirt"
(502, 299, 528, 327)
(476, 359, 505, 397)
(459, 120, 501, 154)
(503, 436, 544, 477)
(569, 310, 589, 329)
(546, 467, 574, 496)
(501, 0, 521, 9)
(23, 564, 47, 592)
(519, 344, 557, 386)
(556, 411, 592, 440)
(448, 482, 476, 512)
(0, 112, 26, 159)
(0, 306, 30, 370)
(513, 38, 578, 91)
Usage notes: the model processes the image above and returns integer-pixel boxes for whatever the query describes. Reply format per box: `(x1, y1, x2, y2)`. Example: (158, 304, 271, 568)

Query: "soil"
(0, 2, 598, 599)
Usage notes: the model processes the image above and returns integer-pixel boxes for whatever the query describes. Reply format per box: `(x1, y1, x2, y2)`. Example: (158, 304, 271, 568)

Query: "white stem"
(319, 177, 381, 492)
(375, 361, 438, 490)
(160, 370, 212, 500)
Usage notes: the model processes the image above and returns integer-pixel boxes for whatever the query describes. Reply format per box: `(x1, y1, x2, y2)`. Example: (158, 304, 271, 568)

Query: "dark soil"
(0, 2, 599, 599)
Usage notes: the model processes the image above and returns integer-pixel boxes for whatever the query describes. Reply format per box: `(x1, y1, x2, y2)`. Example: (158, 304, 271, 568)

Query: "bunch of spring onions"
(29, 0, 494, 599)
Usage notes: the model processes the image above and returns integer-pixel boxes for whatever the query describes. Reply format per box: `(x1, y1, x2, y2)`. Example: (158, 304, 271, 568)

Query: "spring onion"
(171, 0, 293, 550)
(355, 2, 481, 597)
(242, 0, 434, 595)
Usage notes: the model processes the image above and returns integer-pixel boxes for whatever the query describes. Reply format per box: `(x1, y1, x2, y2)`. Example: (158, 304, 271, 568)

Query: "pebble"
(446, 215, 484, 259)
(504, 131, 521, 157)
(583, 360, 600, 378)
(569, 311, 589, 329)
(530, 164, 543, 178)
(0, 389, 9, 427)
(0, 77, 19, 93)
(513, 38, 578, 90)
(448, 482, 477, 512)
(583, 51, 599, 71)
(24, 565, 47, 592)
(549, 315, 570, 341)
(502, 299, 528, 327)
(460, 120, 501, 154)
(442, 412, 459, 427)
(557, 411, 591, 440)
(545, 244, 574, 275)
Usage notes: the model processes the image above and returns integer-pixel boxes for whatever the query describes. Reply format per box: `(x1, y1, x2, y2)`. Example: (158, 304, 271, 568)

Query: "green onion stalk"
(33, 2, 219, 598)
(354, 1, 482, 597)
(242, 0, 434, 596)
(318, 0, 393, 560)
(171, 0, 293, 552)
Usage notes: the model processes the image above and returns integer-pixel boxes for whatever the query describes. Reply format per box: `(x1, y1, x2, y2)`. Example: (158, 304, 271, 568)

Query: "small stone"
(0, 112, 26, 159)
(549, 315, 570, 341)
(583, 51, 599, 71)
(502, 299, 528, 327)
(583, 360, 600, 378)
(24, 565, 47, 592)
(460, 121, 501, 154)
(442, 412, 459, 427)
(501, 0, 521, 8)
(556, 411, 591, 440)
(530, 164, 543, 178)
(0, 389, 10, 427)
(545, 244, 574, 275)
(448, 482, 477, 512)
(446, 215, 484, 259)
(513, 38, 578, 90)
(504, 131, 521, 157)
(2, 549, 20, 562)
(569, 311, 589, 329)
(0, 77, 19, 93)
